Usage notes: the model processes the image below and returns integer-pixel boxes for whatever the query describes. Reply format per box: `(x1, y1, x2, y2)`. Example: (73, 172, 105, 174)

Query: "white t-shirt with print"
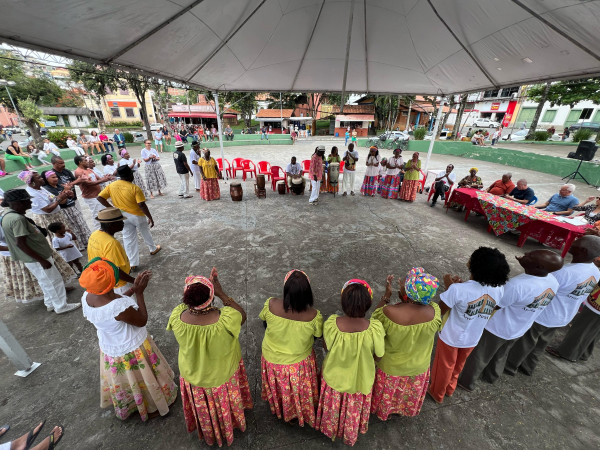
(535, 263, 600, 328)
(436, 170, 456, 187)
(485, 273, 559, 340)
(439, 280, 505, 348)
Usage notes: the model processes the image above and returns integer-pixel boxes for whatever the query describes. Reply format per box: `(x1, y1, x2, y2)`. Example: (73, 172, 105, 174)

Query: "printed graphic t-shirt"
(439, 280, 505, 348)
(485, 273, 559, 340)
(536, 263, 600, 327)
(584, 283, 600, 315)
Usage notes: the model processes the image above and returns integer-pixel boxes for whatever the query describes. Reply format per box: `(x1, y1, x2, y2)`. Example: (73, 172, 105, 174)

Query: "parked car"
(569, 121, 600, 132)
(133, 132, 145, 142)
(4, 126, 22, 135)
(142, 122, 163, 131)
(503, 129, 562, 142)
(424, 130, 451, 140)
(473, 118, 501, 128)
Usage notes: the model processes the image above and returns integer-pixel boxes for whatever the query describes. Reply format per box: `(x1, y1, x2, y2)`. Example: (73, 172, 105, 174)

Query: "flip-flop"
(0, 425, 9, 437)
(150, 245, 161, 255)
(545, 346, 576, 362)
(46, 425, 64, 450)
(24, 420, 45, 450)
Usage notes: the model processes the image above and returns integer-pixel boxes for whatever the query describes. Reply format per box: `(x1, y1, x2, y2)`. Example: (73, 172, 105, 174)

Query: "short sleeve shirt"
(436, 170, 457, 187)
(74, 167, 102, 199)
(87, 230, 130, 287)
(510, 187, 535, 202)
(173, 150, 189, 174)
(1, 210, 52, 263)
(54, 168, 77, 201)
(285, 163, 302, 175)
(545, 194, 579, 212)
(153, 131, 163, 140)
(98, 180, 146, 216)
(198, 158, 218, 179)
(141, 148, 160, 165)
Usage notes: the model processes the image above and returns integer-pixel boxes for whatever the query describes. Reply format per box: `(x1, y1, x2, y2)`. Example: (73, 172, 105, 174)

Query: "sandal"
(0, 425, 9, 438)
(24, 420, 45, 450)
(545, 346, 576, 362)
(46, 425, 64, 450)
(150, 245, 161, 255)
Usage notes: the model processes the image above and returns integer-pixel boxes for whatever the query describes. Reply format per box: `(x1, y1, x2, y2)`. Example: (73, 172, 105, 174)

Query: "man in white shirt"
(66, 136, 85, 156)
(505, 236, 600, 376)
(342, 143, 359, 196)
(285, 156, 305, 194)
(458, 250, 563, 391)
(153, 129, 163, 153)
(43, 138, 61, 157)
(430, 164, 456, 207)
(491, 127, 502, 146)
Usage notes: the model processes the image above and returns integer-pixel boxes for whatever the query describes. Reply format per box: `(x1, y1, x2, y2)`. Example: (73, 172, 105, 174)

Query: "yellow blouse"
(199, 157, 218, 179)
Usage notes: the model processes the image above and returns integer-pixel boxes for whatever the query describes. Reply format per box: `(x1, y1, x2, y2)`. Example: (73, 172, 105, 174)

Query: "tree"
(453, 93, 468, 140)
(436, 96, 458, 140)
(267, 93, 298, 109)
(525, 81, 551, 140)
(202, 91, 258, 128)
(55, 88, 85, 107)
(18, 98, 44, 149)
(527, 78, 600, 108)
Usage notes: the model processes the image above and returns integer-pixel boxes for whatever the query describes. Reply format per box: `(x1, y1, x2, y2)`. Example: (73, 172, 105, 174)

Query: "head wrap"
(79, 257, 120, 295)
(120, 149, 128, 157)
(44, 170, 56, 178)
(184, 275, 214, 310)
(284, 269, 309, 286)
(370, 145, 378, 150)
(404, 267, 439, 305)
(470, 167, 478, 173)
(341, 279, 373, 299)
(17, 170, 36, 185)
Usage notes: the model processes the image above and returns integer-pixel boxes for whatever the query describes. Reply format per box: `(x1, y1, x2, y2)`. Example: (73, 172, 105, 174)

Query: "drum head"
(230, 181, 241, 186)
(276, 181, 285, 185)
(291, 178, 302, 184)
(329, 162, 340, 167)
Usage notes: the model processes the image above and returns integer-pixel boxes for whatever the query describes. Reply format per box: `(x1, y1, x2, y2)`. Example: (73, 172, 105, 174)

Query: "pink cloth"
(308, 154, 323, 180)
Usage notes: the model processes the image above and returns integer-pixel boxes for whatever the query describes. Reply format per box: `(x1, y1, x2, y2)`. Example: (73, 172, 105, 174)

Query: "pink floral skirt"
(315, 378, 372, 446)
(200, 177, 220, 201)
(181, 359, 253, 447)
(370, 367, 430, 420)
(261, 350, 319, 427)
(100, 335, 178, 422)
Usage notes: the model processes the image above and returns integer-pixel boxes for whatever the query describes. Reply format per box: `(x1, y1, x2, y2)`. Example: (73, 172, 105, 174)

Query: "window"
(401, 111, 408, 116)
(76, 115, 84, 121)
(541, 110, 557, 123)
(483, 89, 500, 98)
(125, 108, 135, 118)
(119, 89, 129, 95)
(111, 107, 121, 118)
(580, 108, 593, 120)
(499, 86, 519, 97)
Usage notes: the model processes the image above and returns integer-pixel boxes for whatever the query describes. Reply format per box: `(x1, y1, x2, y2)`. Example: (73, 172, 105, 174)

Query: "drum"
(230, 181, 243, 201)
(329, 162, 340, 184)
(291, 177, 304, 195)
(256, 174, 266, 190)
(277, 180, 286, 195)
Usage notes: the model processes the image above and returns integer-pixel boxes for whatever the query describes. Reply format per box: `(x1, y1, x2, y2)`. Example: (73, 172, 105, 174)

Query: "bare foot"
(0, 426, 7, 438)
(150, 195, 155, 199)
(11, 421, 44, 450)
(30, 426, 63, 450)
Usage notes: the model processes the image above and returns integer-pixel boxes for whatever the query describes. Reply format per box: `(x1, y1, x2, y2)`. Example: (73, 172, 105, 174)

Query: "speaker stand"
(562, 159, 590, 185)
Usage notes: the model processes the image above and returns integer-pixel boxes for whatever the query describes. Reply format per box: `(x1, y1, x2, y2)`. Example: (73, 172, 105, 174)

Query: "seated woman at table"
(571, 195, 600, 225)
(505, 179, 535, 205)
(457, 167, 483, 189)
(535, 184, 579, 216)
(486, 173, 515, 196)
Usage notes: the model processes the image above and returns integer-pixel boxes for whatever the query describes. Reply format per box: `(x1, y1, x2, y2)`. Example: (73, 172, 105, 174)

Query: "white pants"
(24, 257, 67, 311)
(83, 197, 104, 230)
(343, 170, 356, 194)
(37, 152, 49, 164)
(179, 173, 190, 196)
(0, 441, 11, 450)
(309, 180, 320, 203)
(69, 146, 85, 156)
(122, 211, 157, 266)
(192, 169, 201, 189)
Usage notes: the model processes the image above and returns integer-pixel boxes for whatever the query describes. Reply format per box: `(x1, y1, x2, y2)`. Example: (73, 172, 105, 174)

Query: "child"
(315, 279, 385, 446)
(48, 222, 84, 274)
(428, 247, 510, 404)
(377, 157, 387, 194)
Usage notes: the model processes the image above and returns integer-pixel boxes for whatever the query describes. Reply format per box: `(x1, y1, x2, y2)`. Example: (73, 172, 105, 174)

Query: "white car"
(388, 130, 410, 140)
(142, 122, 163, 131)
(473, 118, 501, 128)
(503, 129, 562, 142)
(424, 130, 451, 140)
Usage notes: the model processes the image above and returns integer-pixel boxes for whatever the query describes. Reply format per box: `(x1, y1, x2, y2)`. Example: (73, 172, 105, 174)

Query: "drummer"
(286, 156, 305, 195)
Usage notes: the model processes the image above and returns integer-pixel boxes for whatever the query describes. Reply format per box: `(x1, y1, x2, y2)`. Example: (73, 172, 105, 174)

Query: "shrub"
(105, 120, 143, 128)
(413, 127, 427, 140)
(533, 131, 549, 141)
(573, 128, 593, 143)
(46, 129, 70, 148)
(123, 132, 134, 143)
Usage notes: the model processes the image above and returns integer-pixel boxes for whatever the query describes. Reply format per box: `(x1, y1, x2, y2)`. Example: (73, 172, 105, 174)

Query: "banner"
(502, 101, 518, 127)
(491, 103, 500, 111)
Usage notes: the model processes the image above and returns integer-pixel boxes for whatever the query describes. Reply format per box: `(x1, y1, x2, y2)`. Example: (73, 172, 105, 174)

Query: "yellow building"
(101, 88, 156, 125)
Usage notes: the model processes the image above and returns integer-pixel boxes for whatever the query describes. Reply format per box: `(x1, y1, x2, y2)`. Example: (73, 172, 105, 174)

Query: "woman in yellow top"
(260, 270, 323, 427)
(316, 279, 385, 446)
(370, 268, 441, 420)
(167, 268, 252, 447)
(197, 148, 221, 201)
(398, 151, 422, 202)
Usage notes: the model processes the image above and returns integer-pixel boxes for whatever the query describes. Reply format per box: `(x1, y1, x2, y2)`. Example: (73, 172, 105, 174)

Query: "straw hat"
(95, 207, 128, 223)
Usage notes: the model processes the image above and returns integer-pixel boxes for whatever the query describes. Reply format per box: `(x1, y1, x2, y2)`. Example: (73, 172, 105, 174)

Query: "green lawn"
(230, 119, 260, 129)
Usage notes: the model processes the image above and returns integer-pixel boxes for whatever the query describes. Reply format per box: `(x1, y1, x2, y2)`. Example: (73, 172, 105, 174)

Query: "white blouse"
(25, 186, 60, 215)
(386, 156, 404, 176)
(119, 158, 139, 172)
(141, 148, 160, 165)
(365, 155, 381, 177)
(82, 292, 147, 357)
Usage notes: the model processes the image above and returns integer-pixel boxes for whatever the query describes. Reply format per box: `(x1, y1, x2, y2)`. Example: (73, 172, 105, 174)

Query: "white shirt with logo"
(485, 273, 559, 340)
(436, 170, 456, 187)
(535, 263, 600, 328)
(439, 280, 505, 348)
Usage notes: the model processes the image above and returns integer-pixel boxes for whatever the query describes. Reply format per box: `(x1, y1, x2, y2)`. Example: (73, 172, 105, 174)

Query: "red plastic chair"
(270, 166, 287, 191)
(418, 170, 427, 194)
(301, 160, 310, 176)
(215, 158, 231, 178)
(257, 161, 272, 180)
(231, 158, 245, 178)
(339, 160, 345, 174)
(242, 159, 257, 181)
(427, 182, 453, 205)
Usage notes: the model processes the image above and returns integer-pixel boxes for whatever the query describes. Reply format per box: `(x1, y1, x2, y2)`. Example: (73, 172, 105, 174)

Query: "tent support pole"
(363, 0, 369, 94)
(510, 0, 600, 62)
(426, 0, 498, 88)
(213, 91, 228, 182)
(423, 97, 446, 175)
(340, 0, 356, 114)
(291, 0, 326, 91)
(0, 319, 41, 377)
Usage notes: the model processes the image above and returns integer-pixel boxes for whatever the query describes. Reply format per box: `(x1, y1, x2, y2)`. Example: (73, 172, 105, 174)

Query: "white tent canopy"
(2, 0, 600, 95)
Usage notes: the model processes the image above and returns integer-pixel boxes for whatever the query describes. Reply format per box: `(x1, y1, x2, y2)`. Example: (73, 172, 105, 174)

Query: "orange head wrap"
(79, 257, 120, 295)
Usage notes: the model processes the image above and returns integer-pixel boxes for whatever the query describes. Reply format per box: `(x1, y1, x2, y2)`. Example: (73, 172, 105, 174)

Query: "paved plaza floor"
(1, 140, 599, 449)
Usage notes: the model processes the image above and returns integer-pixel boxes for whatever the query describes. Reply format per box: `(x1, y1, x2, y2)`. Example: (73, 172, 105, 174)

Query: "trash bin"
(335, 132, 339, 137)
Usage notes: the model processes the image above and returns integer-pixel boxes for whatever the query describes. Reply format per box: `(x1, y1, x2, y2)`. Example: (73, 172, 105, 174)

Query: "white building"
(41, 107, 93, 128)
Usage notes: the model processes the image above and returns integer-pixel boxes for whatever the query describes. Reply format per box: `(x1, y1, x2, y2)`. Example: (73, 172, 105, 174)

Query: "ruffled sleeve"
(312, 310, 324, 338)
(431, 302, 442, 332)
(83, 294, 138, 324)
(370, 318, 386, 358)
(166, 303, 186, 331)
(220, 306, 242, 339)
(258, 298, 271, 322)
(323, 315, 338, 350)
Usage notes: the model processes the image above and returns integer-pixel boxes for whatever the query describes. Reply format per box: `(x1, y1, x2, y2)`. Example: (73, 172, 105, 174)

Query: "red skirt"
(200, 177, 220, 201)
(399, 179, 420, 201)
(261, 350, 319, 427)
(315, 377, 372, 446)
(181, 359, 253, 447)
(370, 367, 430, 420)
(380, 174, 401, 199)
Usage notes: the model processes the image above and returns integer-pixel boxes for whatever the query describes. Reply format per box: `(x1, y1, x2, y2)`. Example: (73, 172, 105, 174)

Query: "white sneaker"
(55, 303, 82, 314)
(46, 306, 54, 312)
(183, 194, 193, 198)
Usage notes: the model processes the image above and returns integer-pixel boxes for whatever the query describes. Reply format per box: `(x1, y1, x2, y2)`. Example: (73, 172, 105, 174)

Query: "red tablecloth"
(447, 188, 588, 256)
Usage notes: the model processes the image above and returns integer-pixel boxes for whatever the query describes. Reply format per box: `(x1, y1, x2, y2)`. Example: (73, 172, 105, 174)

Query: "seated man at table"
(535, 184, 579, 216)
(487, 173, 515, 196)
(505, 179, 535, 205)
(430, 164, 456, 207)
(286, 156, 305, 194)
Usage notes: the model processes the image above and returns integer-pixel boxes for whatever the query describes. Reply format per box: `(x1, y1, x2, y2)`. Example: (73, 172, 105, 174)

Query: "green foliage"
(527, 79, 600, 108)
(573, 128, 594, 143)
(18, 98, 43, 122)
(123, 132, 134, 143)
(46, 129, 71, 148)
(533, 131, 550, 141)
(44, 115, 58, 122)
(106, 121, 143, 128)
(413, 127, 427, 140)
(55, 88, 85, 107)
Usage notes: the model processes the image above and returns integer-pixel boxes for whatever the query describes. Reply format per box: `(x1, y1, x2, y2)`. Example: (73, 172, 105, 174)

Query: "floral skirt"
(360, 175, 378, 196)
(181, 359, 253, 447)
(200, 178, 220, 201)
(316, 378, 372, 446)
(133, 170, 151, 198)
(399, 179, 420, 201)
(370, 367, 430, 420)
(325, 173, 339, 193)
(60, 206, 90, 251)
(261, 350, 319, 427)
(380, 175, 401, 199)
(100, 335, 178, 422)
(144, 163, 168, 192)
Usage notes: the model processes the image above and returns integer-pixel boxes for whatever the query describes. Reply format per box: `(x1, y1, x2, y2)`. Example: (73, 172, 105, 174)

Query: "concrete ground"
(1, 140, 599, 450)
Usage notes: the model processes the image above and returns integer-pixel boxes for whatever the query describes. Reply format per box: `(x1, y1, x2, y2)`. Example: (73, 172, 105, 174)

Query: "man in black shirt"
(51, 155, 82, 201)
(173, 141, 193, 198)
(506, 179, 535, 205)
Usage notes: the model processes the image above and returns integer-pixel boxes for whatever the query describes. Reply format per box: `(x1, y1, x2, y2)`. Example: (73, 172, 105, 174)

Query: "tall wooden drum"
(256, 174, 266, 190)
(277, 181, 286, 195)
(291, 177, 304, 195)
(230, 181, 243, 201)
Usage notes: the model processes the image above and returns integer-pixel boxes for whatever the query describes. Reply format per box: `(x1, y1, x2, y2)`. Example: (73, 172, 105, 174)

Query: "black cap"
(1, 188, 31, 207)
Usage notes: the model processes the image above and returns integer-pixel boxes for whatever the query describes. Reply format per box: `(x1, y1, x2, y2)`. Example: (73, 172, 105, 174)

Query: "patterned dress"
(399, 159, 421, 201)
(198, 157, 221, 201)
(360, 155, 381, 196)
